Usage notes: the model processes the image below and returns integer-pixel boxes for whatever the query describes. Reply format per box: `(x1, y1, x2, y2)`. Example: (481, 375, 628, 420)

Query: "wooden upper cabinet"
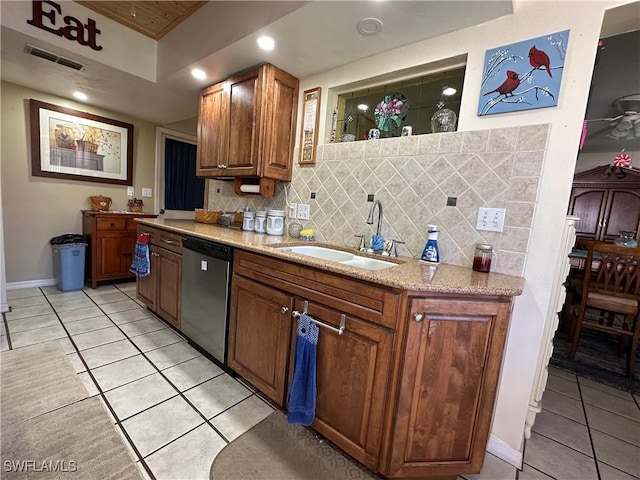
(197, 82, 229, 176)
(196, 63, 299, 181)
(568, 166, 640, 242)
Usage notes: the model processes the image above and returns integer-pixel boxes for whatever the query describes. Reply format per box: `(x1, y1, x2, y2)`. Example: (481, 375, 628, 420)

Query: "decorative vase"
(431, 108, 457, 133)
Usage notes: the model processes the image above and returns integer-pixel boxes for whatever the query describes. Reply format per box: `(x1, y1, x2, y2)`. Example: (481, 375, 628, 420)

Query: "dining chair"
(568, 241, 640, 378)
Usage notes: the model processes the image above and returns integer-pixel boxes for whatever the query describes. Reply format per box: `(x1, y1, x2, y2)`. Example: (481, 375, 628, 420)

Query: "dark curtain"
(164, 138, 204, 210)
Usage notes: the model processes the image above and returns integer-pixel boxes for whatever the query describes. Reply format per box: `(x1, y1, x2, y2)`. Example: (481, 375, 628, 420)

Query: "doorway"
(155, 128, 207, 219)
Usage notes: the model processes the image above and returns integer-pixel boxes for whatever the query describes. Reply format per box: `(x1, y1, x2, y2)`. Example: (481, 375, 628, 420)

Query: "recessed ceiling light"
(357, 104, 369, 111)
(442, 87, 457, 96)
(356, 17, 383, 36)
(191, 69, 207, 80)
(257, 36, 275, 51)
(73, 91, 88, 101)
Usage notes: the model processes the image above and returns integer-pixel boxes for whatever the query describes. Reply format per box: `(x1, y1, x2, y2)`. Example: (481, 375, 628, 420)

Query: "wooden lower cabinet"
(295, 299, 393, 471)
(382, 296, 512, 478)
(228, 250, 514, 479)
(227, 275, 293, 406)
(135, 227, 182, 329)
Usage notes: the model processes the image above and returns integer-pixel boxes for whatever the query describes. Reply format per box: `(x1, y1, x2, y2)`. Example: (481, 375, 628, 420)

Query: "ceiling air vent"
(24, 44, 85, 71)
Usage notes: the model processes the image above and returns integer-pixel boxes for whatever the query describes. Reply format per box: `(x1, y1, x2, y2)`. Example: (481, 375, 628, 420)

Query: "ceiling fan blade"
(585, 124, 613, 141)
(587, 114, 623, 123)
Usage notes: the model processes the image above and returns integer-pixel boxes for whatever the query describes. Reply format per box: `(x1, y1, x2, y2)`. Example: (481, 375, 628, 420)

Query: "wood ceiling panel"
(76, 1, 207, 40)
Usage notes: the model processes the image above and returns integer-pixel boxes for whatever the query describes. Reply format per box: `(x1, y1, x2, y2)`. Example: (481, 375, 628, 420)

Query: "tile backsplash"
(207, 124, 549, 276)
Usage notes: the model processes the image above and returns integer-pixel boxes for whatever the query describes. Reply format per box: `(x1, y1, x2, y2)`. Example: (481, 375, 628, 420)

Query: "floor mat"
(210, 410, 382, 480)
(0, 342, 88, 426)
(1, 397, 142, 479)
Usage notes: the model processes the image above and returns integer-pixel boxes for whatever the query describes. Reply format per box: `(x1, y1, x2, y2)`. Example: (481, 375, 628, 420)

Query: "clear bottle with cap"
(420, 225, 440, 263)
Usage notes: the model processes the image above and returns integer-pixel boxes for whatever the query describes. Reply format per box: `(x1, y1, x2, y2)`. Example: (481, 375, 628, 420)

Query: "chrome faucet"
(366, 200, 383, 236)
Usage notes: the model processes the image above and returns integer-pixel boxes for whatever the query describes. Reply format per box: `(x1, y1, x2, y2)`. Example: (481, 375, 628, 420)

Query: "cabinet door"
(228, 275, 293, 406)
(136, 246, 157, 309)
(386, 298, 511, 478)
(260, 65, 298, 181)
(96, 234, 133, 279)
(156, 247, 182, 329)
(226, 68, 261, 176)
(568, 187, 607, 240)
(601, 188, 640, 241)
(291, 299, 393, 471)
(197, 81, 228, 176)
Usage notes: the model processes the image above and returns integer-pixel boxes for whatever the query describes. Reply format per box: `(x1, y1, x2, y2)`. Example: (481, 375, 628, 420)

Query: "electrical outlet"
(289, 203, 298, 219)
(127, 186, 135, 197)
(476, 207, 506, 232)
(141, 188, 152, 198)
(297, 203, 310, 220)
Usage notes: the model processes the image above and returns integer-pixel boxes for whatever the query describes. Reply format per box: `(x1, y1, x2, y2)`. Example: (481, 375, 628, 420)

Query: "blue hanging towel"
(129, 233, 150, 277)
(287, 313, 319, 426)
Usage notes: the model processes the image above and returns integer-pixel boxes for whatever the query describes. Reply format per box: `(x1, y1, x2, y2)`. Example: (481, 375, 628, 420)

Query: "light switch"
(127, 186, 134, 197)
(141, 188, 152, 198)
(201, 260, 208, 271)
(476, 207, 506, 232)
(297, 204, 310, 220)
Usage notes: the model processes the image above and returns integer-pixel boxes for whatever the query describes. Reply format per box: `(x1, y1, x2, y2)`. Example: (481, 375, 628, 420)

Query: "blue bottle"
(421, 225, 440, 263)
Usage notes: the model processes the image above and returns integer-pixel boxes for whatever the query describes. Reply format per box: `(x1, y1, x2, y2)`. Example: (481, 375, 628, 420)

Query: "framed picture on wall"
(478, 30, 570, 116)
(299, 87, 321, 165)
(30, 99, 133, 185)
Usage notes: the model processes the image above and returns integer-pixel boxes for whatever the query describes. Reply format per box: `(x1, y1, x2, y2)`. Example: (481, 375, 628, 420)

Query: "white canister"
(242, 211, 255, 231)
(254, 211, 267, 233)
(266, 209, 285, 235)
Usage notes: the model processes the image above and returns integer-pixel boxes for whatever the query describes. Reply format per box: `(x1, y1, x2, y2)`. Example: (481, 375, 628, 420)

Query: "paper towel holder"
(234, 178, 276, 198)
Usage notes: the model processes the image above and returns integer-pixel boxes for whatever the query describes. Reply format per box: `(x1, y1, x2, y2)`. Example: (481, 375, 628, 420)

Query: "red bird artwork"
(528, 46, 552, 77)
(483, 70, 520, 97)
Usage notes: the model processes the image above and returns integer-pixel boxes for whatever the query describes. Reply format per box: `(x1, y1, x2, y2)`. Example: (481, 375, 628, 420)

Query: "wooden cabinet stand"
(82, 210, 157, 289)
(136, 225, 182, 329)
(568, 165, 640, 242)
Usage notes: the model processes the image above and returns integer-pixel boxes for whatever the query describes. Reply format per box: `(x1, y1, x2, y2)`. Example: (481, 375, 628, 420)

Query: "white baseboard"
(6, 278, 56, 290)
(487, 435, 522, 469)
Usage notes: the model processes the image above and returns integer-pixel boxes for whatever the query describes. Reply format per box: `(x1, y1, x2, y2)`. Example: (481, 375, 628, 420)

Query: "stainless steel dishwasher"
(181, 236, 233, 366)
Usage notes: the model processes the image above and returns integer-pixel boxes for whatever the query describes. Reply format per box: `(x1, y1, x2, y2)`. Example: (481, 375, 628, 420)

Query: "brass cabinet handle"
(413, 312, 424, 322)
(151, 252, 160, 257)
(163, 239, 175, 245)
(281, 306, 289, 314)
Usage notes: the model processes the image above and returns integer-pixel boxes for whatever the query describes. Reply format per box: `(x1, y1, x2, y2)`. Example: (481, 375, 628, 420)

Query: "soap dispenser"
(420, 225, 440, 263)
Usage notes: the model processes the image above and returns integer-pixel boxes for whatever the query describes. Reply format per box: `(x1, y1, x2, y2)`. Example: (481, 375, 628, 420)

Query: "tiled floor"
(2, 282, 639, 480)
(2, 282, 274, 480)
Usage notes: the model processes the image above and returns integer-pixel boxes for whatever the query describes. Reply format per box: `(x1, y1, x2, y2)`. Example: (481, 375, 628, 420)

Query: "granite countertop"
(136, 218, 525, 297)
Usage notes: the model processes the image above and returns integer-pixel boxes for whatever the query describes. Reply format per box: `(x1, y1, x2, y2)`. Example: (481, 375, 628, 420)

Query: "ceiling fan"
(586, 93, 640, 141)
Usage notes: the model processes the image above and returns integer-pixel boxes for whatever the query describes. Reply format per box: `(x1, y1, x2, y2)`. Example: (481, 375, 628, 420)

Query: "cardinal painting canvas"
(478, 30, 569, 116)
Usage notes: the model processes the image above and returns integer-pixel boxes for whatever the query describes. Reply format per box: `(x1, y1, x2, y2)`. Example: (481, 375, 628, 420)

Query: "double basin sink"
(275, 245, 398, 271)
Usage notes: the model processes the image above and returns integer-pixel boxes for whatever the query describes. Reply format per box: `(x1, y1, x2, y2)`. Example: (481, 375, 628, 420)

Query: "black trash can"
(50, 234, 88, 291)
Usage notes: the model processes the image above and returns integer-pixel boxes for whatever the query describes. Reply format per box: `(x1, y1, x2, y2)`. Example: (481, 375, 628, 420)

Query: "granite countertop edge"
(136, 218, 525, 297)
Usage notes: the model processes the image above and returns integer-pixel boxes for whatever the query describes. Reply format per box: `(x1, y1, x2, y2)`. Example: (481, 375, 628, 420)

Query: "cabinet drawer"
(137, 225, 159, 245)
(97, 218, 127, 231)
(157, 231, 182, 254)
(126, 219, 140, 231)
